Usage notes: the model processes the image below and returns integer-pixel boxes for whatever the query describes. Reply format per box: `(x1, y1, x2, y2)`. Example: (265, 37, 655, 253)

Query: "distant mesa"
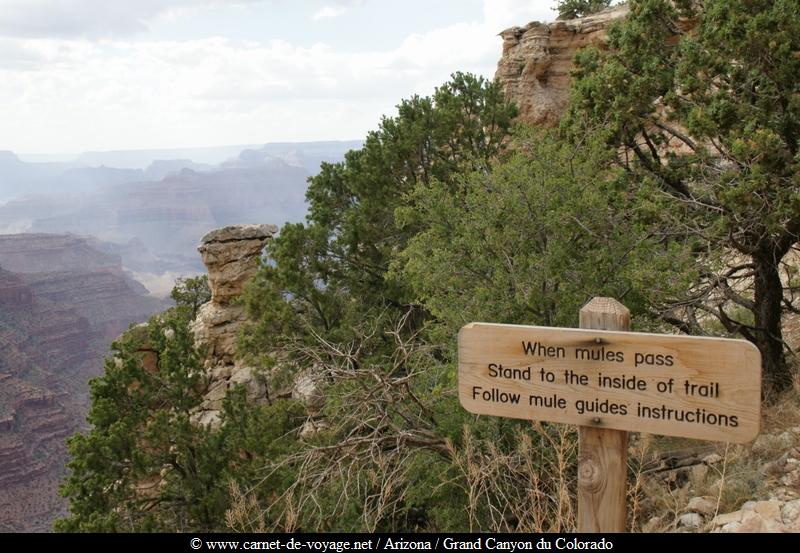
(144, 159, 212, 181)
(0, 150, 22, 165)
(0, 233, 121, 273)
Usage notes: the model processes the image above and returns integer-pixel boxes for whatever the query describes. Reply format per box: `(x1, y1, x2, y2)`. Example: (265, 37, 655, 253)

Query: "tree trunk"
(752, 254, 792, 397)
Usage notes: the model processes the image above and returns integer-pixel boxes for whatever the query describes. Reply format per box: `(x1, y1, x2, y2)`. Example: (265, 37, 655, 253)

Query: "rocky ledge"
(495, 5, 629, 127)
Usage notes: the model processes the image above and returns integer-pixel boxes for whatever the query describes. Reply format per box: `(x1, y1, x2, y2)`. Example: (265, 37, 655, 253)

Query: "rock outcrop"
(706, 428, 800, 533)
(709, 499, 800, 533)
(198, 225, 276, 304)
(644, 425, 800, 533)
(189, 224, 277, 428)
(495, 4, 629, 127)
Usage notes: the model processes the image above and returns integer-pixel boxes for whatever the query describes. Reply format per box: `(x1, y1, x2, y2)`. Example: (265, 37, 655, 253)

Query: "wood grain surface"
(458, 315, 761, 443)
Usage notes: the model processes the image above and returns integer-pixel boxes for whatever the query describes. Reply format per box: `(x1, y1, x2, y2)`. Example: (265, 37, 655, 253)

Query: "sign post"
(458, 297, 762, 532)
(577, 297, 630, 532)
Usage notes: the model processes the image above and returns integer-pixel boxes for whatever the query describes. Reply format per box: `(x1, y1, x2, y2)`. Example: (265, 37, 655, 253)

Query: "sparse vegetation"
(556, 0, 613, 20)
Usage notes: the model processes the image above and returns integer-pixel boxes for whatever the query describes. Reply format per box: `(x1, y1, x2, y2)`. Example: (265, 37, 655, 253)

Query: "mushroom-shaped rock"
(198, 224, 277, 303)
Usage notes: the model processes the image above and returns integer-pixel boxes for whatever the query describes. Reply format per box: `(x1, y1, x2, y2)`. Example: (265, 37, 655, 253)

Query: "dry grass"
(630, 376, 800, 532)
(448, 422, 577, 532)
(226, 481, 268, 533)
(225, 303, 799, 535)
(225, 377, 799, 533)
(761, 377, 800, 434)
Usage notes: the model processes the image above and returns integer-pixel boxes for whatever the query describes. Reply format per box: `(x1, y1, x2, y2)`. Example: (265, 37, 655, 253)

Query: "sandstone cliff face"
(189, 224, 277, 428)
(495, 4, 629, 127)
(0, 234, 169, 532)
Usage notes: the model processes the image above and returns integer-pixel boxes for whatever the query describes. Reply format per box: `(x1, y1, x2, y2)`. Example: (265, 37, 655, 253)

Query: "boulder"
(686, 496, 716, 517)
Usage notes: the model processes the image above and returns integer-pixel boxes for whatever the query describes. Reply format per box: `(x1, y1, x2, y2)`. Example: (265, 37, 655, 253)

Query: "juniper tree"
(567, 0, 800, 393)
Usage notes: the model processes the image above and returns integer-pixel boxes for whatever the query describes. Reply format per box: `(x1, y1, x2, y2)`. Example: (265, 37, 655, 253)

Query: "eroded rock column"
(190, 224, 277, 428)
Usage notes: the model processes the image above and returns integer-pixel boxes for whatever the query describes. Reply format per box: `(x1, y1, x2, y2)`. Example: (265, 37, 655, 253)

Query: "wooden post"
(578, 297, 629, 533)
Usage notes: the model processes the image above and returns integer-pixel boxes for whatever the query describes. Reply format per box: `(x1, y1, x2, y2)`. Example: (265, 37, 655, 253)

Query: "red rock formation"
(0, 234, 170, 532)
(0, 270, 33, 306)
(0, 233, 120, 273)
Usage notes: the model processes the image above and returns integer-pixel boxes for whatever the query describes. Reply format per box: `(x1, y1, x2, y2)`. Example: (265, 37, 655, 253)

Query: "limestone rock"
(712, 510, 742, 527)
(495, 5, 629, 127)
(189, 224, 279, 432)
(191, 302, 246, 364)
(768, 486, 800, 502)
(702, 453, 723, 465)
(198, 224, 277, 303)
(292, 371, 324, 410)
(204, 380, 228, 404)
(752, 431, 795, 455)
(687, 496, 716, 517)
(711, 500, 792, 533)
(782, 499, 800, 530)
(230, 366, 266, 401)
(210, 364, 233, 381)
(781, 466, 800, 487)
(719, 521, 742, 533)
(678, 512, 703, 529)
(737, 510, 786, 533)
(747, 499, 783, 521)
(191, 410, 222, 430)
(200, 224, 278, 244)
(495, 4, 697, 133)
(300, 419, 329, 439)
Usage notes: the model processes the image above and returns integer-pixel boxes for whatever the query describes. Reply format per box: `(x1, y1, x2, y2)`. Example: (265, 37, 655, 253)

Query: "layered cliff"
(0, 233, 121, 273)
(495, 5, 628, 127)
(0, 234, 169, 532)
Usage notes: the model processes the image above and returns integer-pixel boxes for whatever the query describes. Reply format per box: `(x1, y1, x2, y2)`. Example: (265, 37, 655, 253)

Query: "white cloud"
(0, 0, 265, 38)
(312, 5, 348, 21)
(483, 0, 556, 31)
(1, 0, 564, 153)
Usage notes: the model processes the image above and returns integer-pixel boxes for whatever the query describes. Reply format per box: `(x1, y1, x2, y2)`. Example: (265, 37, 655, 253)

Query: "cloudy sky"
(1, 0, 559, 154)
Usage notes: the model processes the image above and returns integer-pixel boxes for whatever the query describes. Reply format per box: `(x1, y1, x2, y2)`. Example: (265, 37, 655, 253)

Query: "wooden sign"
(458, 322, 761, 443)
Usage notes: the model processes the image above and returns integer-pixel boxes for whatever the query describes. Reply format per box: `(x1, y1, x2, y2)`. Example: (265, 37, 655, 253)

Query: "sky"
(0, 0, 560, 154)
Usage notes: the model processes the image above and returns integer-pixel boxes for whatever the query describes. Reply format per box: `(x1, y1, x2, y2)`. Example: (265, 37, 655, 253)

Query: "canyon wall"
(0, 234, 169, 532)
